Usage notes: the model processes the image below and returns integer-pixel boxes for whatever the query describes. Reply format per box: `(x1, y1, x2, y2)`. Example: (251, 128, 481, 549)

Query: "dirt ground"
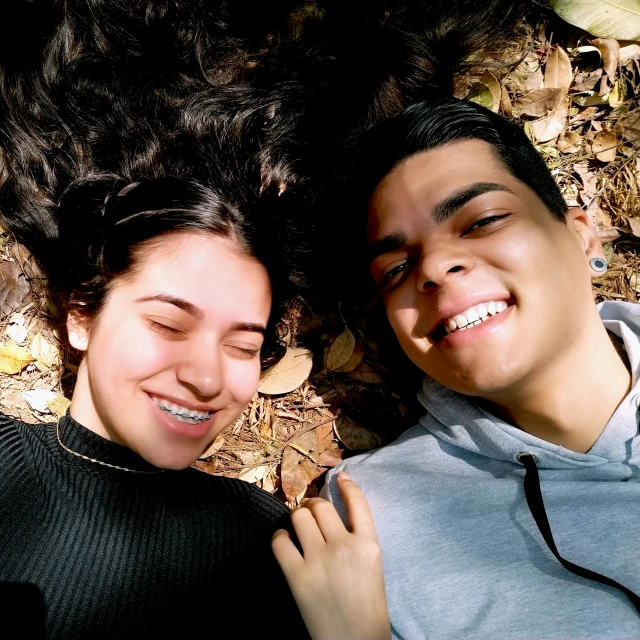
(0, 12, 638, 507)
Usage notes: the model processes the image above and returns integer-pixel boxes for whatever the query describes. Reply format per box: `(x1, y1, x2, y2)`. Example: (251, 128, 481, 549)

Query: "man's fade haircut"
(357, 97, 568, 222)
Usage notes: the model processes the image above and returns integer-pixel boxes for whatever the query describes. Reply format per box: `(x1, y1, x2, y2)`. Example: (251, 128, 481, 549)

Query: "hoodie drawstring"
(519, 452, 640, 614)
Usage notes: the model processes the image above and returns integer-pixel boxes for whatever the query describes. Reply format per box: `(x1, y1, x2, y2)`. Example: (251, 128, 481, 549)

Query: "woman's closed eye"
(462, 213, 510, 236)
(148, 319, 186, 336)
(225, 343, 261, 359)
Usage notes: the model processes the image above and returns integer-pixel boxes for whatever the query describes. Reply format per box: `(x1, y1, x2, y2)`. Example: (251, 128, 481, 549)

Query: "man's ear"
(566, 206, 604, 265)
(66, 311, 89, 352)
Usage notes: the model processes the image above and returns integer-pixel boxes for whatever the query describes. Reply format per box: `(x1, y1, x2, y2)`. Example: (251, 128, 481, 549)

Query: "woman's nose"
(176, 339, 225, 399)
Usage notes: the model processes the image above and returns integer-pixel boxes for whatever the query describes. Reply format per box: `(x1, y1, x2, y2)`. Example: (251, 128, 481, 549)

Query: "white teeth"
(442, 300, 510, 337)
(466, 308, 480, 323)
(453, 314, 469, 328)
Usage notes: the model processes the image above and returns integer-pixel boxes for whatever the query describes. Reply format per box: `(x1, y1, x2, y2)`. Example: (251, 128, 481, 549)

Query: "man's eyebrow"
(367, 231, 409, 264)
(432, 182, 514, 224)
(135, 294, 204, 320)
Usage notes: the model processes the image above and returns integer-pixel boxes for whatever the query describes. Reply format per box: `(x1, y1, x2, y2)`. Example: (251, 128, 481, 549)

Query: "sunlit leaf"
(592, 131, 619, 161)
(0, 343, 35, 374)
(550, 0, 640, 41)
(47, 396, 71, 419)
(23, 388, 57, 413)
(466, 82, 494, 110)
(258, 347, 313, 395)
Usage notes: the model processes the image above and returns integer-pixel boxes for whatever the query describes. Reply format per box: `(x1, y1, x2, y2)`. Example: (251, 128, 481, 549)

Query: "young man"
(322, 98, 640, 639)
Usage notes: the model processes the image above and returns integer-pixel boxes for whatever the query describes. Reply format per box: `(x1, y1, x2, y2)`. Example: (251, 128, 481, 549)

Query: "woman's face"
(68, 232, 272, 469)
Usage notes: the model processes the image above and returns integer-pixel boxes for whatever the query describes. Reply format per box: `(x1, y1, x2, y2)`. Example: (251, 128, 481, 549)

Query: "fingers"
(271, 528, 303, 576)
(290, 503, 330, 551)
(337, 472, 377, 537)
(300, 497, 351, 542)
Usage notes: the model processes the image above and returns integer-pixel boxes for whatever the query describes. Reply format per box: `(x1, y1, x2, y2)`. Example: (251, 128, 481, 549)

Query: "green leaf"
(466, 83, 494, 110)
(550, 0, 640, 41)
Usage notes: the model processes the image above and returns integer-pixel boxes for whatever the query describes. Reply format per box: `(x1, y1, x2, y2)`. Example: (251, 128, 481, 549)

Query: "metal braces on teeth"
(159, 405, 210, 422)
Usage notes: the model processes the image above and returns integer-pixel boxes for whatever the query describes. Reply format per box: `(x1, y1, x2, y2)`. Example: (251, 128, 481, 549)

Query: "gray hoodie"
(323, 301, 640, 639)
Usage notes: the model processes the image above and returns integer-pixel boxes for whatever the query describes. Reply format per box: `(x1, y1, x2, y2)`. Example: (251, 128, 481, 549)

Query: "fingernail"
(337, 471, 351, 481)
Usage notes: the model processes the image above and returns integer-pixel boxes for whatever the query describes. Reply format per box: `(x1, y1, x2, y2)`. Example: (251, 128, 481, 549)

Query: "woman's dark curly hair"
(49, 174, 305, 367)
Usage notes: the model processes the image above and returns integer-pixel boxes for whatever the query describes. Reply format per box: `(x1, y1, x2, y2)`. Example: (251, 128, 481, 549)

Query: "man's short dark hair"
(356, 97, 568, 222)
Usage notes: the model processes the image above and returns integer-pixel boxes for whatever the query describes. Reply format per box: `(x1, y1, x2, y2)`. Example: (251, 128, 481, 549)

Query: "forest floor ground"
(0, 10, 638, 506)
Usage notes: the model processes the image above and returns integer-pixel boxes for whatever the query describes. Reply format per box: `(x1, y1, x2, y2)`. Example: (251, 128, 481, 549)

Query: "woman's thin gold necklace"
(56, 421, 165, 474)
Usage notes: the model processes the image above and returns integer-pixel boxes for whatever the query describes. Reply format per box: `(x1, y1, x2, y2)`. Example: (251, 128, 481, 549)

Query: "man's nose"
(416, 245, 475, 291)
(176, 338, 225, 399)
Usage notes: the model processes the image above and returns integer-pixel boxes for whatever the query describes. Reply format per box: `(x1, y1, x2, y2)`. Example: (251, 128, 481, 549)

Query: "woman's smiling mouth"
(149, 394, 213, 425)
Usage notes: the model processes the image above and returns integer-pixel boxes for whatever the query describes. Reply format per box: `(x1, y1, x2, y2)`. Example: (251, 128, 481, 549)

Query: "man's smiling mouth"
(432, 300, 510, 340)
(150, 395, 213, 424)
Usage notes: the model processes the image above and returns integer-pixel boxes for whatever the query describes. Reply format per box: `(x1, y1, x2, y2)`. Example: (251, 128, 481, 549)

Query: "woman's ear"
(66, 311, 89, 352)
(566, 206, 605, 265)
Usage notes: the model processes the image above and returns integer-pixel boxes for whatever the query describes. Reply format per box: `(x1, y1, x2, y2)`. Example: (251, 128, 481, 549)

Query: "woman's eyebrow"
(431, 182, 513, 223)
(135, 294, 204, 320)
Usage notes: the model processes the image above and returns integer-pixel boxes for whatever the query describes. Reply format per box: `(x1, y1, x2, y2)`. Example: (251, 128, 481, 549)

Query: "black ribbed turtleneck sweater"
(0, 413, 308, 639)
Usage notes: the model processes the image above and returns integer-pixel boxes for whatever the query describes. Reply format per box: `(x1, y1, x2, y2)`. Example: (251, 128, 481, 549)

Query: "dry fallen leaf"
(238, 465, 269, 484)
(0, 343, 35, 374)
(544, 45, 573, 93)
(618, 110, 640, 143)
(258, 347, 313, 395)
(558, 131, 582, 153)
(0, 261, 30, 320)
(23, 388, 58, 414)
(281, 430, 322, 502)
(326, 326, 356, 371)
(47, 396, 71, 419)
(513, 88, 564, 117)
(348, 361, 385, 385)
(335, 416, 382, 451)
(531, 101, 569, 143)
(592, 131, 619, 162)
(5, 313, 27, 345)
(334, 341, 365, 373)
(199, 437, 225, 459)
(30, 332, 60, 370)
(625, 216, 640, 237)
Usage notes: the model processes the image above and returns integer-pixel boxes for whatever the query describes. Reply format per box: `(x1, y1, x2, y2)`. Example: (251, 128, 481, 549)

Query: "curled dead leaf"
(480, 71, 501, 112)
(0, 343, 35, 374)
(258, 347, 313, 395)
(326, 326, 356, 371)
(592, 38, 621, 83)
(513, 88, 564, 118)
(531, 101, 569, 143)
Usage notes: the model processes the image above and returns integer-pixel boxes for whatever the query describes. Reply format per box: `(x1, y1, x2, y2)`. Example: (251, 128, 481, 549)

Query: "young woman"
(0, 174, 388, 639)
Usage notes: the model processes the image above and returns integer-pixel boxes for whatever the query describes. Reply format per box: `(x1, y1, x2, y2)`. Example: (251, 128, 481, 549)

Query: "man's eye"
(463, 214, 510, 235)
(379, 261, 413, 291)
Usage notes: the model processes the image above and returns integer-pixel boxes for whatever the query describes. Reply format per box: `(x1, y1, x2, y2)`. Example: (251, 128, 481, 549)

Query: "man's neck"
(479, 320, 632, 454)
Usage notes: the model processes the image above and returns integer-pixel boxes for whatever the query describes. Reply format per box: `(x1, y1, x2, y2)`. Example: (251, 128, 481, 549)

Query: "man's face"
(368, 139, 601, 399)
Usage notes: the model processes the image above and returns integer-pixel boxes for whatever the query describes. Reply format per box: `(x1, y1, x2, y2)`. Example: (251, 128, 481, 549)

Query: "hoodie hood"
(417, 301, 640, 470)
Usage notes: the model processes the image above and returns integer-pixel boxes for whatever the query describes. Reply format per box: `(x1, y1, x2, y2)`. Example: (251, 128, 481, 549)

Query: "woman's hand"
(272, 472, 390, 640)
